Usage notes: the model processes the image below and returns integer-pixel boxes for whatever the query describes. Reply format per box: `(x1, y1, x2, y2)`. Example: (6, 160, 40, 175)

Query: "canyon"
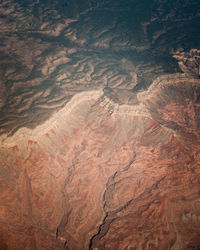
(1, 71, 200, 249)
(0, 0, 200, 249)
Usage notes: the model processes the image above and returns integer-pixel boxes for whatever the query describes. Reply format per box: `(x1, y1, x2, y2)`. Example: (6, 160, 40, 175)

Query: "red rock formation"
(0, 0, 200, 248)
(0, 75, 200, 249)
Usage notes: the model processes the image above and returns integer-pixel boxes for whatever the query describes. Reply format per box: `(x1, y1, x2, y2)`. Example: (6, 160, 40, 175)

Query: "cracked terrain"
(0, 0, 200, 249)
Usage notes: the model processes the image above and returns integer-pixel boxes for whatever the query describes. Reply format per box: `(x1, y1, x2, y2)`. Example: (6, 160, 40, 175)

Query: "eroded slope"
(1, 73, 200, 249)
(0, 0, 200, 249)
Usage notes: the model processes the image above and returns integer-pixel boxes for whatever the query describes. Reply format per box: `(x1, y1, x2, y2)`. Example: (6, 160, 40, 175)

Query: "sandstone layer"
(1, 72, 200, 249)
(0, 0, 200, 249)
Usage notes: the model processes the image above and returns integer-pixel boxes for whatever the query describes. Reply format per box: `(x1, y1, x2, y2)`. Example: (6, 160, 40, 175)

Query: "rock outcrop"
(1, 72, 200, 249)
(0, 0, 200, 249)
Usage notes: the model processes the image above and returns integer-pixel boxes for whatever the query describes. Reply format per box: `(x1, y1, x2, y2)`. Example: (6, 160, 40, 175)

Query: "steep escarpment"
(0, 0, 199, 136)
(1, 72, 200, 249)
(0, 0, 200, 249)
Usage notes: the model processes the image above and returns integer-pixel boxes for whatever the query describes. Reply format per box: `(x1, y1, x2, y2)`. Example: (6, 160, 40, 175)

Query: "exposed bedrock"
(0, 0, 200, 249)
(0, 74, 200, 249)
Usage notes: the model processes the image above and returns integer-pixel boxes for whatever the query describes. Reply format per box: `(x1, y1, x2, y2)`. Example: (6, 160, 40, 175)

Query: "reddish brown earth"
(1, 74, 200, 250)
(0, 0, 200, 249)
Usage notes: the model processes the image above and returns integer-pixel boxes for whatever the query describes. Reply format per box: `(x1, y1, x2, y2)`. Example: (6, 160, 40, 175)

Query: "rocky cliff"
(1, 70, 200, 249)
(0, 0, 200, 249)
